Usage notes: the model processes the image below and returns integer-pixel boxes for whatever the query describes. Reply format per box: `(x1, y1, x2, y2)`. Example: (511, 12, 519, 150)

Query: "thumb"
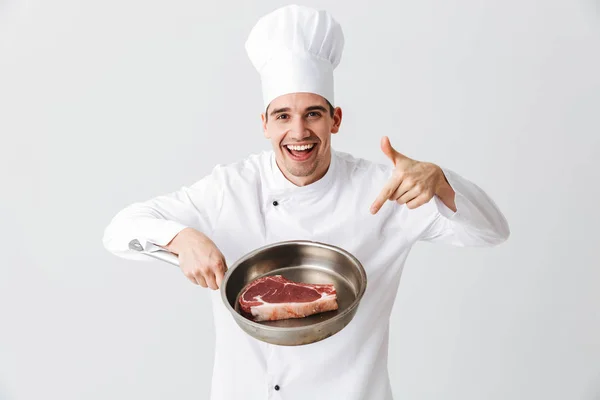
(381, 136, 400, 164)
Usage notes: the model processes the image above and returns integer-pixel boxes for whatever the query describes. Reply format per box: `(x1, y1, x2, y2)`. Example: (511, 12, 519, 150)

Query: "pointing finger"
(370, 175, 400, 214)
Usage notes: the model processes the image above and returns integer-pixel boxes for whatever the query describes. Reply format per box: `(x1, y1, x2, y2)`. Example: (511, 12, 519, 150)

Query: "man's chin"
(286, 167, 315, 178)
(284, 160, 319, 179)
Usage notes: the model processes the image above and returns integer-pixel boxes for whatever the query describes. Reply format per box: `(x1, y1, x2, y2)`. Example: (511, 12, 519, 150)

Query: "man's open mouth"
(284, 143, 317, 161)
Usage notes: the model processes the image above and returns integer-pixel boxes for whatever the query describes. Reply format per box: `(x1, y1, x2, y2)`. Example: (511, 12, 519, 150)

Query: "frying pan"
(128, 239, 367, 346)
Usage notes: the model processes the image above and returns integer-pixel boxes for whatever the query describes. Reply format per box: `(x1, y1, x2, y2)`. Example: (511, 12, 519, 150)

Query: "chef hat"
(245, 4, 345, 109)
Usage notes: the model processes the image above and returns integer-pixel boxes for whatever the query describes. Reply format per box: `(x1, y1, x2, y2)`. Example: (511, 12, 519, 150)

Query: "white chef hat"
(245, 4, 345, 110)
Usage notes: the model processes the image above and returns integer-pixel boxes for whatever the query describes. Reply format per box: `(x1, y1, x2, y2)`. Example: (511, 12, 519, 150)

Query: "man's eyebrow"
(305, 105, 327, 113)
(269, 107, 290, 116)
(269, 104, 327, 117)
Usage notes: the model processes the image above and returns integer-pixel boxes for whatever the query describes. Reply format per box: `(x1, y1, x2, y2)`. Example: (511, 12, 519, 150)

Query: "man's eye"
(277, 114, 289, 120)
(307, 112, 321, 118)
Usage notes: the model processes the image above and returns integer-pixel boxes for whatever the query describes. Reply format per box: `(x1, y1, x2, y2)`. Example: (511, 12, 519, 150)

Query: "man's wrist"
(434, 166, 457, 212)
(164, 227, 192, 254)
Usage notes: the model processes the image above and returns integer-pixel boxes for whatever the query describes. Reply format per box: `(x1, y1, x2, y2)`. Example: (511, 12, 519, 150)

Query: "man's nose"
(288, 118, 310, 139)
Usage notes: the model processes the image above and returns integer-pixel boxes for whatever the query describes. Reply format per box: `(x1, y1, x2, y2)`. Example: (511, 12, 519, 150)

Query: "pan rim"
(219, 239, 367, 333)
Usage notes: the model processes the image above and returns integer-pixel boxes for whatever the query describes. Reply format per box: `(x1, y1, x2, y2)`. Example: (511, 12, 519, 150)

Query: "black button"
(274, 385, 280, 391)
(272, 200, 279, 206)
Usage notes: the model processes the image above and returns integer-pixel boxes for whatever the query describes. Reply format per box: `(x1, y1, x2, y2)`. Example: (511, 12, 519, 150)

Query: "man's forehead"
(268, 92, 328, 110)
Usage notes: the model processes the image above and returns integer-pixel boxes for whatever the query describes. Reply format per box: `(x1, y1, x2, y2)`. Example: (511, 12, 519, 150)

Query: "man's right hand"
(164, 228, 227, 290)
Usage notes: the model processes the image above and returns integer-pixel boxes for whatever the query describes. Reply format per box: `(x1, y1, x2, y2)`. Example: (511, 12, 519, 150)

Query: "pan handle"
(128, 239, 180, 267)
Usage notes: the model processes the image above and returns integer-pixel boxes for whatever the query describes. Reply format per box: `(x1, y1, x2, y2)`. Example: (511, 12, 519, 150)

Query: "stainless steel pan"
(128, 239, 367, 346)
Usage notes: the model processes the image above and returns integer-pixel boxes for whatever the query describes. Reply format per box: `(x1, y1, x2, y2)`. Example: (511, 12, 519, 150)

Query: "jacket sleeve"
(102, 168, 224, 261)
(411, 167, 510, 247)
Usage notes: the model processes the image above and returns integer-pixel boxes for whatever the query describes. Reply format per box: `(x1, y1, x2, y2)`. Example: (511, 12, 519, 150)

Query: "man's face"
(261, 92, 342, 186)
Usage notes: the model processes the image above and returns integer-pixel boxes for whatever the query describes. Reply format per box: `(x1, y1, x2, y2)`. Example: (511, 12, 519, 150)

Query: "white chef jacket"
(103, 149, 509, 400)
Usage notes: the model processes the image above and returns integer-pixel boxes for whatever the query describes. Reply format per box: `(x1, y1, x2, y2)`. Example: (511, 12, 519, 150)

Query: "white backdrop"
(1, 0, 599, 399)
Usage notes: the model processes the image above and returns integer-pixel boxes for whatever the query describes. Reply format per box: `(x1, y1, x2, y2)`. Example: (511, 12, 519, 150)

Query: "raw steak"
(238, 275, 338, 322)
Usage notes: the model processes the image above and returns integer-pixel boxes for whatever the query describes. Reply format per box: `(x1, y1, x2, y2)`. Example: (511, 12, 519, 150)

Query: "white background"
(1, 0, 599, 399)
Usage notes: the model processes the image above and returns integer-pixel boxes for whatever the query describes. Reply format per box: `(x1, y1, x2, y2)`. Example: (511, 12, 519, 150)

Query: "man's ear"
(261, 113, 270, 139)
(331, 107, 343, 134)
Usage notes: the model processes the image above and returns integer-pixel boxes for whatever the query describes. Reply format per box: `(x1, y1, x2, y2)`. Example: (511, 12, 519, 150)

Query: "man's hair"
(265, 98, 335, 123)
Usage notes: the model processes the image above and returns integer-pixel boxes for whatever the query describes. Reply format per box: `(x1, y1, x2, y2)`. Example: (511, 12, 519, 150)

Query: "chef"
(103, 4, 509, 400)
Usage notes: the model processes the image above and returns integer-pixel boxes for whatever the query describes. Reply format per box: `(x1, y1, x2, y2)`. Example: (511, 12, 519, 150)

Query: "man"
(103, 5, 509, 400)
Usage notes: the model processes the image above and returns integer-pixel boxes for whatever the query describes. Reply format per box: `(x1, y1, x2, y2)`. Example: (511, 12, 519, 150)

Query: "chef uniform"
(102, 5, 510, 400)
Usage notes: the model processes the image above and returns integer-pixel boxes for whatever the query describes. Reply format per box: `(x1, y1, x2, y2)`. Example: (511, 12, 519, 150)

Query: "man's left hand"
(370, 136, 456, 214)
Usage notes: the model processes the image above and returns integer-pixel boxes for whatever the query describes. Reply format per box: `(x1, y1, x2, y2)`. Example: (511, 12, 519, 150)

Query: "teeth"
(286, 144, 315, 151)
